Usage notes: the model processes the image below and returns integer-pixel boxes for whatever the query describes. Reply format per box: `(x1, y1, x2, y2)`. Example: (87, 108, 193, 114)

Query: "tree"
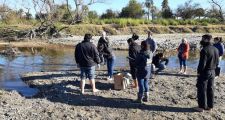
(209, 0, 224, 22)
(145, 0, 156, 20)
(88, 11, 98, 19)
(119, 0, 144, 18)
(65, 0, 107, 23)
(162, 0, 169, 10)
(206, 5, 221, 19)
(176, 0, 200, 19)
(195, 8, 205, 19)
(161, 0, 173, 18)
(101, 9, 117, 19)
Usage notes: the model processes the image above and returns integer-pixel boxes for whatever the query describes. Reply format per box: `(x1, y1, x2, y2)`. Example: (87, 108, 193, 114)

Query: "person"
(135, 41, 153, 103)
(152, 53, 169, 73)
(75, 33, 101, 94)
(213, 37, 224, 77)
(177, 38, 190, 74)
(146, 31, 157, 54)
(127, 36, 141, 88)
(195, 34, 219, 112)
(97, 31, 115, 81)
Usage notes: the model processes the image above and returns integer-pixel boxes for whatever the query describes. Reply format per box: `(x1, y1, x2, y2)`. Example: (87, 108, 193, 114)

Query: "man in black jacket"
(75, 33, 101, 94)
(127, 37, 141, 88)
(195, 34, 219, 112)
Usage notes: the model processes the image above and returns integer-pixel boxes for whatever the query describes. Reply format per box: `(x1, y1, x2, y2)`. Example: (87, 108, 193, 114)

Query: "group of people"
(75, 31, 224, 112)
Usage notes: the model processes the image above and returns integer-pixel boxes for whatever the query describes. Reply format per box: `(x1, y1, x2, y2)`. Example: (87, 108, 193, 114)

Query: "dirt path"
(1, 68, 225, 119)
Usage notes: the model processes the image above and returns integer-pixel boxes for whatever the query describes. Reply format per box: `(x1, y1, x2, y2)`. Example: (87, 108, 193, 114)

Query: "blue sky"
(89, 0, 211, 15)
(6, 0, 212, 15)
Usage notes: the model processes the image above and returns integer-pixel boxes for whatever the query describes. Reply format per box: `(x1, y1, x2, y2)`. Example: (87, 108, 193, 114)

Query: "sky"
(2, 0, 213, 16)
(89, 0, 211, 15)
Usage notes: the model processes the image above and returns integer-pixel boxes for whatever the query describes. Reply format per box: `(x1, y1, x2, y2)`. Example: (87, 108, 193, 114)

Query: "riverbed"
(0, 45, 225, 96)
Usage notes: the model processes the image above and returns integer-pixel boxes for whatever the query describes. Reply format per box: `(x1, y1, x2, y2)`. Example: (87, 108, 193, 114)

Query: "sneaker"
(193, 107, 204, 112)
(178, 71, 183, 74)
(107, 76, 113, 81)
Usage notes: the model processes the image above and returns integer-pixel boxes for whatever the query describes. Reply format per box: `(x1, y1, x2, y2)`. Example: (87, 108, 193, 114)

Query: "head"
(84, 33, 92, 42)
(102, 31, 106, 38)
(147, 31, 153, 38)
(201, 34, 212, 46)
(214, 37, 222, 43)
(132, 33, 139, 41)
(214, 37, 220, 43)
(127, 38, 134, 45)
(182, 38, 187, 44)
(157, 53, 164, 58)
(141, 40, 149, 51)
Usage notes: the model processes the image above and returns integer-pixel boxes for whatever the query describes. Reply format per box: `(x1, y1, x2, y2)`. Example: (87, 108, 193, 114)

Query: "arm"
(197, 50, 207, 74)
(75, 45, 80, 64)
(162, 58, 169, 65)
(93, 46, 101, 64)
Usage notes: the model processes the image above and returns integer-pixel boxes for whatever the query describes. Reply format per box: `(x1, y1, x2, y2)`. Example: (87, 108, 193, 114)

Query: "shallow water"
(0, 46, 224, 96)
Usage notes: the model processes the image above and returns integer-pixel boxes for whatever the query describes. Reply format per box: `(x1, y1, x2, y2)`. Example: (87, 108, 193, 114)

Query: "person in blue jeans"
(97, 31, 115, 80)
(135, 40, 153, 103)
(152, 53, 169, 73)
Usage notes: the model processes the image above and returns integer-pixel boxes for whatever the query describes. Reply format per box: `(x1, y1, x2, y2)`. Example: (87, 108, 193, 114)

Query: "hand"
(97, 64, 101, 69)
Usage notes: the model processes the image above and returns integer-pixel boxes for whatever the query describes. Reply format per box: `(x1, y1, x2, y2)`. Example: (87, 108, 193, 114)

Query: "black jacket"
(128, 42, 141, 66)
(152, 54, 169, 67)
(197, 45, 219, 74)
(75, 40, 100, 67)
(97, 37, 114, 59)
(135, 50, 150, 79)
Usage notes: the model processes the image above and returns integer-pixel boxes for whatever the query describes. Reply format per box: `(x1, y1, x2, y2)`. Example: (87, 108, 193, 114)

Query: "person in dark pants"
(127, 37, 141, 88)
(135, 41, 153, 103)
(152, 53, 169, 73)
(75, 33, 101, 94)
(97, 31, 115, 81)
(195, 34, 219, 112)
(213, 37, 224, 77)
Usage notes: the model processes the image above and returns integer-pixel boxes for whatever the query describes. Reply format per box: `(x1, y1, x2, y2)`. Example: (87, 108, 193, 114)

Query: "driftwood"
(0, 21, 69, 41)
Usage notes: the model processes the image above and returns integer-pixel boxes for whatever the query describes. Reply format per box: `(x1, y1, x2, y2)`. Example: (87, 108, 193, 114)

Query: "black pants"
(130, 65, 137, 80)
(197, 70, 215, 109)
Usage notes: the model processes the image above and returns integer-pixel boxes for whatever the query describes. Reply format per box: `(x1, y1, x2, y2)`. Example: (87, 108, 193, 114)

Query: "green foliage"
(88, 11, 99, 19)
(101, 9, 117, 19)
(120, 0, 145, 18)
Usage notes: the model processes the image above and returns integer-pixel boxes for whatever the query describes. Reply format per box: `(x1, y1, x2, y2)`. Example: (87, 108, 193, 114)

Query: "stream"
(0, 46, 224, 97)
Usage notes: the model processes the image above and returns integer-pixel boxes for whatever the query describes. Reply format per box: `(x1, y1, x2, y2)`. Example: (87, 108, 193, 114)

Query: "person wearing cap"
(75, 33, 101, 94)
(127, 34, 141, 88)
(194, 34, 219, 112)
(177, 38, 190, 74)
(97, 31, 115, 81)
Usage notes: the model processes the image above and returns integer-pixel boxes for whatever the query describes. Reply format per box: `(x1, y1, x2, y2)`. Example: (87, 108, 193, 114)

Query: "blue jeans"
(137, 78, 149, 95)
(178, 55, 187, 67)
(107, 57, 115, 78)
(156, 63, 166, 72)
(80, 66, 95, 80)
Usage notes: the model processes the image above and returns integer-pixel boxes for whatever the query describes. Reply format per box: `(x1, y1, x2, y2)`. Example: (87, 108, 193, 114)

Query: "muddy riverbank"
(1, 68, 225, 119)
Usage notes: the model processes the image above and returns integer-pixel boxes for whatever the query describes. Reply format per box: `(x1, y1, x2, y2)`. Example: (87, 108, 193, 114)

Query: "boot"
(142, 92, 149, 102)
(135, 93, 143, 103)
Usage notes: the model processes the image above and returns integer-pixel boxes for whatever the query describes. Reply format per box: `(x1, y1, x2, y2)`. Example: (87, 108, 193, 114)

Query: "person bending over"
(152, 53, 169, 73)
